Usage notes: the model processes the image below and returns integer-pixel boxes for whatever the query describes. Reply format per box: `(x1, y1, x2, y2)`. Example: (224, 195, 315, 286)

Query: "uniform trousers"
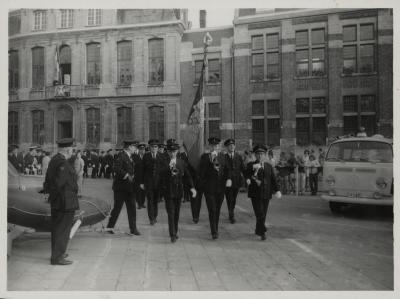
(224, 187, 239, 219)
(107, 191, 137, 232)
(146, 189, 159, 222)
(250, 197, 270, 236)
(205, 192, 224, 235)
(164, 196, 181, 237)
(191, 190, 203, 221)
(51, 210, 75, 262)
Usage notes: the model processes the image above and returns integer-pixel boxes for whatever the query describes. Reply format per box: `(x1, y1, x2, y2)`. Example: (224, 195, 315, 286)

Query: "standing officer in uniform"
(198, 137, 227, 239)
(140, 139, 167, 225)
(43, 138, 79, 265)
(160, 139, 197, 242)
(134, 142, 146, 209)
(223, 139, 246, 224)
(245, 144, 281, 240)
(106, 140, 141, 236)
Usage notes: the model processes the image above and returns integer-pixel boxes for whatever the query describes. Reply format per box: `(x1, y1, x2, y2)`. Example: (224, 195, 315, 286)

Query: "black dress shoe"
(128, 229, 141, 236)
(137, 206, 142, 210)
(150, 220, 155, 225)
(154, 219, 158, 223)
(261, 234, 266, 241)
(230, 218, 236, 224)
(212, 233, 218, 240)
(176, 235, 179, 239)
(141, 204, 146, 208)
(171, 236, 177, 243)
(62, 253, 68, 259)
(193, 218, 199, 224)
(51, 258, 73, 265)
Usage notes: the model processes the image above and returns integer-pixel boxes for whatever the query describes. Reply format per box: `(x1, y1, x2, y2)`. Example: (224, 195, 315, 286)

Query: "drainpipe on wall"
(231, 43, 235, 139)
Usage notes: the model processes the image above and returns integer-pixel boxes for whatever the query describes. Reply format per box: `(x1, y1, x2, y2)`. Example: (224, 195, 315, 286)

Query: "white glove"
(246, 179, 251, 186)
(190, 188, 197, 198)
(274, 191, 282, 199)
(140, 184, 145, 190)
(123, 173, 129, 180)
(226, 179, 232, 187)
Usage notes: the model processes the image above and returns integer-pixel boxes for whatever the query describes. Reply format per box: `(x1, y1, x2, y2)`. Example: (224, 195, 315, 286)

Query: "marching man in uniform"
(106, 140, 141, 236)
(160, 139, 196, 243)
(245, 144, 281, 241)
(43, 138, 79, 265)
(198, 137, 227, 239)
(223, 138, 246, 224)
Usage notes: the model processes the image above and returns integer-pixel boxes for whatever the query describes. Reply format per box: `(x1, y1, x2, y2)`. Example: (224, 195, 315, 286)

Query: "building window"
(148, 38, 164, 85)
(32, 110, 44, 145)
(88, 9, 101, 26)
(208, 59, 220, 83)
(117, 107, 132, 145)
(342, 23, 376, 74)
(117, 41, 133, 86)
(251, 33, 280, 81)
(149, 106, 164, 142)
(251, 53, 264, 81)
(60, 9, 73, 28)
(9, 50, 19, 91)
(343, 95, 376, 136)
(296, 50, 309, 77)
(295, 28, 326, 77)
(343, 46, 357, 74)
(33, 10, 46, 31)
(194, 60, 203, 84)
(296, 97, 327, 146)
(86, 108, 100, 145)
(32, 47, 45, 90)
(252, 100, 264, 116)
(9, 13, 21, 35)
(205, 103, 221, 141)
(59, 45, 71, 85)
(252, 100, 281, 147)
(86, 43, 101, 85)
(8, 111, 18, 145)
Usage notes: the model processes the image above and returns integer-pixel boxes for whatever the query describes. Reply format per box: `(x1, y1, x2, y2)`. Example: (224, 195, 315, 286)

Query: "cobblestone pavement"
(7, 178, 393, 291)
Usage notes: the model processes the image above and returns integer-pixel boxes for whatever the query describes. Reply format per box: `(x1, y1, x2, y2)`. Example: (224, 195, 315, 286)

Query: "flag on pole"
(54, 45, 60, 83)
(183, 32, 212, 169)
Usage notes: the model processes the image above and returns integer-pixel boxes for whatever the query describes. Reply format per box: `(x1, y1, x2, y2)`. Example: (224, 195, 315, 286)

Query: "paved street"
(8, 178, 393, 291)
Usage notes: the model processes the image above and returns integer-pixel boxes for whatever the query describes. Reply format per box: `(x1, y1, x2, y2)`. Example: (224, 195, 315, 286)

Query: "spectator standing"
(296, 155, 306, 195)
(42, 151, 51, 177)
(74, 151, 85, 197)
(307, 155, 320, 195)
(276, 152, 289, 194)
(287, 152, 298, 194)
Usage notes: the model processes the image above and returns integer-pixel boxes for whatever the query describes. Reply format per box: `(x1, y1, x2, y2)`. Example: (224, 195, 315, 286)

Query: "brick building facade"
(8, 8, 393, 152)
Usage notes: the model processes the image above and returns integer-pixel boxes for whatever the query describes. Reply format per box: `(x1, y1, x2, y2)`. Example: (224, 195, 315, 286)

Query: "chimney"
(199, 10, 206, 28)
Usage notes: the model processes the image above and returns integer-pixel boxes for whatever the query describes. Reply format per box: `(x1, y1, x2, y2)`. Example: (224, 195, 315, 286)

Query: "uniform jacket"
(159, 157, 194, 199)
(132, 153, 144, 189)
(112, 150, 135, 193)
(141, 152, 167, 190)
(245, 161, 279, 200)
(224, 152, 245, 189)
(198, 152, 227, 195)
(44, 153, 79, 211)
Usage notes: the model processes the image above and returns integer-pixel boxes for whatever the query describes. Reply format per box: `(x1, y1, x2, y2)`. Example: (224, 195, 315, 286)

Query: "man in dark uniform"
(24, 145, 37, 174)
(198, 137, 227, 239)
(8, 144, 21, 171)
(140, 139, 167, 225)
(160, 139, 196, 242)
(104, 149, 114, 179)
(223, 139, 246, 224)
(177, 146, 194, 203)
(245, 144, 281, 240)
(43, 138, 79, 265)
(133, 142, 146, 209)
(91, 150, 99, 178)
(106, 140, 141, 236)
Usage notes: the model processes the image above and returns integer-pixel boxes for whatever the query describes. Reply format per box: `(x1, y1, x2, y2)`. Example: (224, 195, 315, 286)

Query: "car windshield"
(326, 141, 393, 163)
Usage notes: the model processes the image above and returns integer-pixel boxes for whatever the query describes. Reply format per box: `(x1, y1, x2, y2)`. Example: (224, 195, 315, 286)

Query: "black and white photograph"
(2, 1, 398, 297)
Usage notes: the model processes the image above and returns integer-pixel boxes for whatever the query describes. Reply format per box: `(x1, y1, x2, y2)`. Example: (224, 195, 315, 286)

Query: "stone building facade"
(8, 9, 188, 151)
(8, 8, 393, 152)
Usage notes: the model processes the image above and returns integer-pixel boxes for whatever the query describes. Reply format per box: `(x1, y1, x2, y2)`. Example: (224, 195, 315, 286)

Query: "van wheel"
(329, 202, 343, 214)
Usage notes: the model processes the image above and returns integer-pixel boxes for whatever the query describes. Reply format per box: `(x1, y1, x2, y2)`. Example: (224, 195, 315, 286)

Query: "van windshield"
(326, 141, 393, 163)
